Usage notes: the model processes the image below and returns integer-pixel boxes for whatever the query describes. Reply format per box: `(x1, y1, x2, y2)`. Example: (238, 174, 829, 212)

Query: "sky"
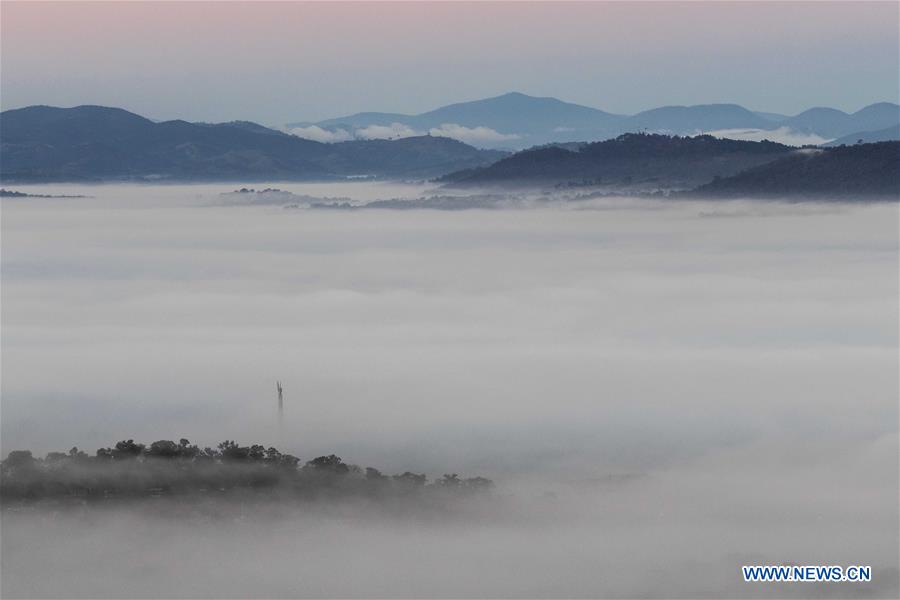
(1, 1, 898, 125)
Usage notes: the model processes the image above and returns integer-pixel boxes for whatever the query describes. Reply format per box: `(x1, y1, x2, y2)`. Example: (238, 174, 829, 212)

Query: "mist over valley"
(2, 1, 898, 597)
(2, 184, 897, 597)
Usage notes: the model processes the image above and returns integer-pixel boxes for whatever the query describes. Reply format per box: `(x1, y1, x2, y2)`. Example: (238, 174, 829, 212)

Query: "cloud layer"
(1, 185, 897, 597)
(355, 122, 419, 140)
(706, 126, 832, 146)
(289, 122, 520, 146)
(287, 124, 353, 143)
(427, 123, 520, 144)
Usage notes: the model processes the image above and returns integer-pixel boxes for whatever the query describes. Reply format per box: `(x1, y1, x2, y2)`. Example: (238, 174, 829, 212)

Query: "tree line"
(0, 439, 493, 502)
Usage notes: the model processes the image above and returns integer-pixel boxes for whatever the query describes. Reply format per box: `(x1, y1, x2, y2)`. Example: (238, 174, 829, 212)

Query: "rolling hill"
(439, 133, 795, 189)
(782, 103, 900, 138)
(291, 93, 900, 149)
(0, 105, 506, 182)
(314, 92, 624, 133)
(292, 92, 626, 148)
(691, 142, 900, 198)
(622, 104, 773, 134)
(824, 125, 900, 147)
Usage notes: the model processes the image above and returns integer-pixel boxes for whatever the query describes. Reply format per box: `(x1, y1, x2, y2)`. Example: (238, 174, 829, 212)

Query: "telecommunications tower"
(276, 380, 284, 426)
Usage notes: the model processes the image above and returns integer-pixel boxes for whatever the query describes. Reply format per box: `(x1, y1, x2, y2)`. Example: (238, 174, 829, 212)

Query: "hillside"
(0, 105, 504, 182)
(414, 92, 623, 134)
(1, 439, 494, 503)
(623, 104, 773, 133)
(293, 93, 900, 149)
(296, 92, 625, 149)
(691, 142, 900, 199)
(440, 133, 794, 189)
(782, 103, 900, 138)
(824, 125, 900, 147)
(315, 92, 623, 133)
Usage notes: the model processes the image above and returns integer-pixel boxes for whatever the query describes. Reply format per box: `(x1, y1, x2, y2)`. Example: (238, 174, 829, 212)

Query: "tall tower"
(276, 380, 284, 425)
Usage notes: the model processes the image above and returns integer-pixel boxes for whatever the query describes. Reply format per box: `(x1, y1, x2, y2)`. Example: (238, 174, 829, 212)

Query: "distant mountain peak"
(855, 101, 900, 112)
(794, 106, 850, 117)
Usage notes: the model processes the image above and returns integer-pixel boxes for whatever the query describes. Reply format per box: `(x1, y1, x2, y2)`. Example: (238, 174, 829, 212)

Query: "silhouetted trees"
(438, 133, 796, 188)
(304, 454, 349, 474)
(692, 141, 900, 198)
(0, 438, 493, 503)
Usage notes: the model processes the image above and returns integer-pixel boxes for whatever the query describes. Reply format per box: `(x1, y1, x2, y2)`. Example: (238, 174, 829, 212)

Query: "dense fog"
(2, 184, 897, 598)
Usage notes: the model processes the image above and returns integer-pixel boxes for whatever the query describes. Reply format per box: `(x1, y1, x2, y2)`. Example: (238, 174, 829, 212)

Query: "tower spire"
(276, 380, 284, 425)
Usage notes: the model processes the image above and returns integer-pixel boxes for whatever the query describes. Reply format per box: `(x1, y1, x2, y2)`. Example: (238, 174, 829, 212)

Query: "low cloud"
(355, 122, 419, 140)
(705, 126, 832, 147)
(2, 187, 897, 598)
(288, 122, 521, 146)
(428, 123, 520, 145)
(288, 125, 353, 143)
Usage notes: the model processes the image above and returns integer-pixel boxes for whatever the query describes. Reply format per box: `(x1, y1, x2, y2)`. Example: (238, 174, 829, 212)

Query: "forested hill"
(439, 134, 794, 189)
(691, 142, 900, 199)
(0, 105, 506, 182)
(0, 439, 494, 503)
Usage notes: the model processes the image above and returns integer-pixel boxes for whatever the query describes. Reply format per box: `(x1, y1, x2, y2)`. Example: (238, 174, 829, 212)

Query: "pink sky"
(2, 1, 897, 123)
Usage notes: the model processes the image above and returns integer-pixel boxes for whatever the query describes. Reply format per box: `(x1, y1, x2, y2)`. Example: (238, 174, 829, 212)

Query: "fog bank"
(2, 184, 897, 597)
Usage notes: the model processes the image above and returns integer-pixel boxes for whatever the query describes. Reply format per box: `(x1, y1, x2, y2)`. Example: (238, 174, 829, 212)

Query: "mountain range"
(289, 92, 900, 149)
(0, 105, 505, 182)
(2, 103, 897, 198)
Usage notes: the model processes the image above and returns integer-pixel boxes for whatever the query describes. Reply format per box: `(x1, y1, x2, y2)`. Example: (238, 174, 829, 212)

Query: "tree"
(2, 450, 36, 471)
(68, 447, 88, 460)
(265, 447, 299, 470)
(147, 440, 180, 459)
(304, 455, 349, 475)
(248, 445, 266, 461)
(45, 452, 69, 464)
(113, 439, 145, 460)
(366, 467, 387, 481)
(218, 440, 250, 461)
(177, 439, 200, 460)
(393, 471, 427, 487)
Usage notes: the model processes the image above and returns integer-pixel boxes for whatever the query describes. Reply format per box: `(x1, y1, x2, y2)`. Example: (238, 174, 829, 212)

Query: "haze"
(2, 1, 898, 123)
(2, 185, 897, 597)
